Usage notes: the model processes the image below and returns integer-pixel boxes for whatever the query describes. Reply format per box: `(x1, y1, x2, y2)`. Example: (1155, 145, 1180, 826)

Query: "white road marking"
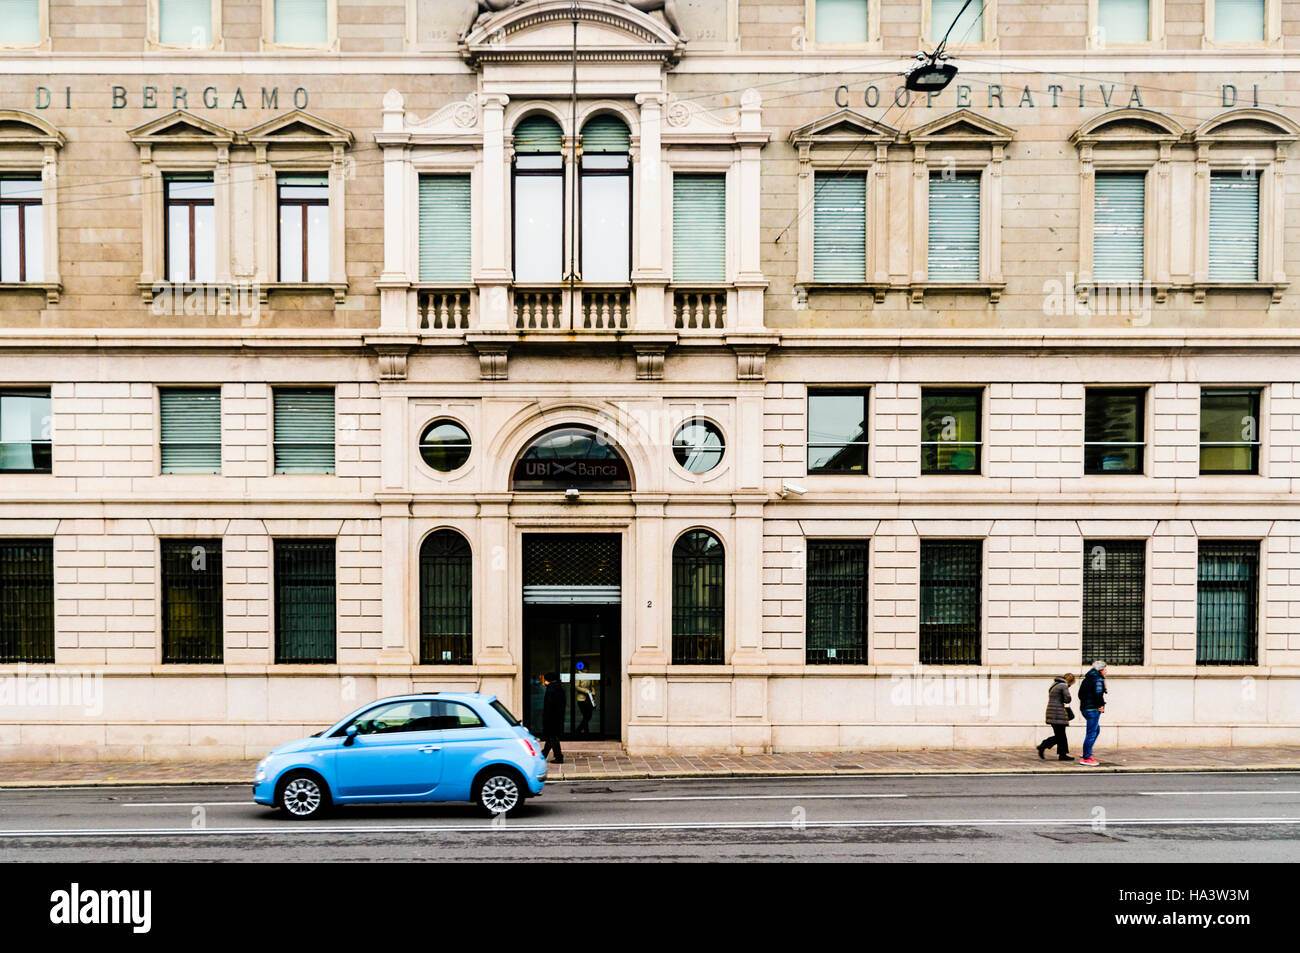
(629, 793, 907, 802)
(1139, 790, 1300, 797)
(119, 801, 251, 807)
(1, 816, 1298, 838)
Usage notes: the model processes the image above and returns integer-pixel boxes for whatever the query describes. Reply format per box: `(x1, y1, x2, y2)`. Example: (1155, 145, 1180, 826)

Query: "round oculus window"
(672, 419, 724, 474)
(419, 420, 472, 472)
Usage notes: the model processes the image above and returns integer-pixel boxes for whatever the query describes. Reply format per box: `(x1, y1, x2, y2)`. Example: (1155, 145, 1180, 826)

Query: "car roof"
(370, 692, 495, 704)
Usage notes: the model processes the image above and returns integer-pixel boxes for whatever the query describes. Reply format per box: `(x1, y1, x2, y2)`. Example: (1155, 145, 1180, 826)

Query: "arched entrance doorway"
(512, 425, 632, 741)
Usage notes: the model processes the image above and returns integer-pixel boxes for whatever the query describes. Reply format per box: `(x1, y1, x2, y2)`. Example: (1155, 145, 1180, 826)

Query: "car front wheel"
(278, 771, 330, 820)
(475, 768, 525, 817)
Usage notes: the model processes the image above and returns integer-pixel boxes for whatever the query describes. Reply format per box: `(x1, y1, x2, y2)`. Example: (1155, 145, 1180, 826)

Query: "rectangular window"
(160, 388, 221, 474)
(418, 174, 471, 283)
(808, 389, 868, 473)
(1215, 0, 1265, 41)
(161, 539, 223, 663)
(1098, 0, 1150, 42)
(1093, 172, 1145, 282)
(278, 173, 329, 282)
(806, 540, 868, 664)
(0, 0, 40, 45)
(1082, 540, 1145, 665)
(274, 0, 327, 45)
(0, 389, 51, 473)
(274, 539, 336, 663)
(920, 539, 981, 665)
(1197, 541, 1258, 665)
(0, 178, 42, 282)
(1208, 172, 1259, 281)
(927, 172, 980, 282)
(1199, 388, 1260, 474)
(581, 152, 631, 284)
(165, 177, 215, 282)
(0, 539, 53, 662)
(672, 174, 726, 283)
(273, 388, 334, 474)
(159, 0, 212, 46)
(815, 0, 868, 43)
(512, 154, 563, 283)
(931, 0, 983, 43)
(813, 172, 866, 282)
(1084, 388, 1145, 474)
(921, 388, 981, 474)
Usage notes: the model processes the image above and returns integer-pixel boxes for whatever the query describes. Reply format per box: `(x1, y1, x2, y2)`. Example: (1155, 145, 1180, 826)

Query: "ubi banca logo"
(49, 883, 151, 934)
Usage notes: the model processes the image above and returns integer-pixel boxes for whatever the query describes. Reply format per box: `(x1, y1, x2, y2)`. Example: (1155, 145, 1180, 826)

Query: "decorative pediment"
(0, 109, 65, 149)
(244, 110, 354, 147)
(128, 110, 236, 146)
(1194, 108, 1299, 144)
(905, 109, 1015, 145)
(410, 94, 481, 135)
(789, 109, 899, 147)
(461, 0, 682, 69)
(1070, 108, 1184, 147)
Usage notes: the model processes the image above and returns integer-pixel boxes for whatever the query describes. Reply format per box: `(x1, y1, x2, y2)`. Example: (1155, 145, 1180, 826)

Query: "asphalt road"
(2, 771, 1299, 861)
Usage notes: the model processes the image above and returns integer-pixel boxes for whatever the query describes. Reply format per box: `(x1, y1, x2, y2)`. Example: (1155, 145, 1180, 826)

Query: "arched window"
(512, 115, 564, 283)
(580, 114, 631, 283)
(419, 529, 471, 665)
(672, 529, 724, 664)
(511, 425, 633, 491)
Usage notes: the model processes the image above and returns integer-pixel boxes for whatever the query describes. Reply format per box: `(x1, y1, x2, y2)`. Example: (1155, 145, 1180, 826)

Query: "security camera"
(564, 487, 580, 502)
(779, 481, 807, 498)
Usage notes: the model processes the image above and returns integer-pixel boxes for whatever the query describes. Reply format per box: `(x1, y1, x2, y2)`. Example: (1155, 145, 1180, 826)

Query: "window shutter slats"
(580, 115, 630, 153)
(813, 173, 866, 282)
(1209, 173, 1259, 281)
(672, 174, 726, 283)
(418, 175, 471, 283)
(273, 389, 334, 474)
(1093, 172, 1145, 282)
(513, 116, 563, 153)
(927, 174, 980, 282)
(160, 389, 221, 474)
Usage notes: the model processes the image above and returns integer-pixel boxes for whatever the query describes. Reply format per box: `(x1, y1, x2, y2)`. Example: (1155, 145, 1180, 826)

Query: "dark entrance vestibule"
(522, 533, 621, 741)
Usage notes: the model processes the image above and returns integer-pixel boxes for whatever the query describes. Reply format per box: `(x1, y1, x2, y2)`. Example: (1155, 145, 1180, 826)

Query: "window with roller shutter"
(1209, 172, 1259, 281)
(159, 388, 221, 474)
(418, 175, 471, 283)
(813, 173, 866, 282)
(672, 174, 726, 283)
(273, 388, 334, 474)
(1093, 172, 1145, 282)
(927, 173, 980, 282)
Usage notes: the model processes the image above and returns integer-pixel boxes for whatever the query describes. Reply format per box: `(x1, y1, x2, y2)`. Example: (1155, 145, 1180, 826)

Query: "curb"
(3, 762, 1299, 788)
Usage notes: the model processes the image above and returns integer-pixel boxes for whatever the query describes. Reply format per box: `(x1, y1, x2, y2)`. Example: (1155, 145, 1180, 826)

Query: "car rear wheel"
(278, 771, 330, 820)
(475, 768, 525, 817)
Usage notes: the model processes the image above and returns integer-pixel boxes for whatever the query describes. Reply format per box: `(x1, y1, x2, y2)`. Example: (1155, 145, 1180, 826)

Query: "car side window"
(349, 700, 436, 735)
(431, 700, 485, 730)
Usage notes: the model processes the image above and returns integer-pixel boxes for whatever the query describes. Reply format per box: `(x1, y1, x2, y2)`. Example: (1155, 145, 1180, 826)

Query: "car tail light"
(518, 737, 537, 757)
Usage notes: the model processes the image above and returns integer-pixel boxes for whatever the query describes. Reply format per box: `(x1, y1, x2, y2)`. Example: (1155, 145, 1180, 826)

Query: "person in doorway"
(541, 671, 565, 764)
(1077, 660, 1108, 766)
(1036, 672, 1075, 762)
(574, 675, 596, 736)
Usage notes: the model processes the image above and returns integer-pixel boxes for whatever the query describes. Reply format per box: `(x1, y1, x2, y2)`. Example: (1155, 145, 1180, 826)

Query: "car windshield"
(490, 700, 521, 726)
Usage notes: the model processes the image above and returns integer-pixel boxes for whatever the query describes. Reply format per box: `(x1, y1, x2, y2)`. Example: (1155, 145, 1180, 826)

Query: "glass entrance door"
(524, 604, 620, 740)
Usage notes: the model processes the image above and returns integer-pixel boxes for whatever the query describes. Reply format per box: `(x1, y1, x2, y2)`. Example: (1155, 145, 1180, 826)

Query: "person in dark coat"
(541, 671, 565, 764)
(1077, 660, 1108, 765)
(1036, 673, 1075, 761)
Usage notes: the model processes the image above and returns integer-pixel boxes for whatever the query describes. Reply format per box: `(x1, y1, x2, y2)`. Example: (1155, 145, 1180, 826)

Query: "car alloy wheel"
(281, 775, 325, 819)
(478, 773, 520, 816)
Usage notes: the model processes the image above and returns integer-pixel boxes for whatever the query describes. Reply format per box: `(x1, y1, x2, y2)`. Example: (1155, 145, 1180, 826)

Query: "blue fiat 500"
(253, 693, 547, 819)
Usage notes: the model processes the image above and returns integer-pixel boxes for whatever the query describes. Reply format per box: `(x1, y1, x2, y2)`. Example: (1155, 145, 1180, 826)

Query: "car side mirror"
(343, 724, 358, 747)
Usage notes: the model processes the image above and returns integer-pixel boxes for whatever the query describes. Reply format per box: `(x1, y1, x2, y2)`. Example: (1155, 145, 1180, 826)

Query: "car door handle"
(418, 745, 441, 752)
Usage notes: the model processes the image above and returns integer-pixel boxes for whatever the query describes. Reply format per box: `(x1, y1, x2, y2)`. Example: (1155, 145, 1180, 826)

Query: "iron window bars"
(920, 539, 981, 664)
(1082, 539, 1145, 665)
(806, 539, 868, 664)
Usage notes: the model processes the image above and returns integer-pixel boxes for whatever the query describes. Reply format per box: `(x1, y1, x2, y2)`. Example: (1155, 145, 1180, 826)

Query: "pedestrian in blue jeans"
(1077, 660, 1107, 765)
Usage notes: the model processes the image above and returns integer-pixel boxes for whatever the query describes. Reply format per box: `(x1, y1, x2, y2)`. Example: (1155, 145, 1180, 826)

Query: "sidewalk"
(2, 744, 1298, 787)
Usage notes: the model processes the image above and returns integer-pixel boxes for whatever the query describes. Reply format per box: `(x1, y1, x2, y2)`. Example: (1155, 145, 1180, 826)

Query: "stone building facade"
(1, 0, 1298, 758)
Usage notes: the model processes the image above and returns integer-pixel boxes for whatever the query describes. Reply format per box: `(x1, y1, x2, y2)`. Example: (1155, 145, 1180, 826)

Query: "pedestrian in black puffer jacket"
(1036, 673, 1075, 761)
